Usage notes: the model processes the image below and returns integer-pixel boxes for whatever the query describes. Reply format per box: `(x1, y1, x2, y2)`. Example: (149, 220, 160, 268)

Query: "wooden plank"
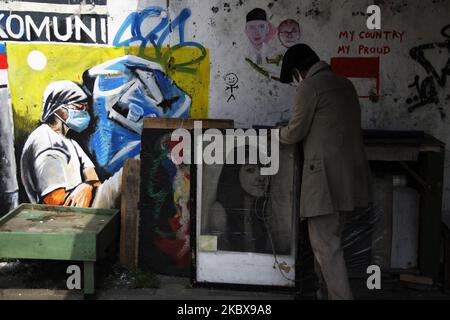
(120, 158, 141, 269)
(0, 203, 24, 225)
(0, 232, 97, 261)
(96, 211, 120, 260)
(16, 203, 118, 216)
(399, 274, 434, 286)
(365, 145, 419, 161)
(0, 203, 117, 224)
(0, 208, 115, 234)
(143, 118, 234, 129)
(419, 145, 444, 153)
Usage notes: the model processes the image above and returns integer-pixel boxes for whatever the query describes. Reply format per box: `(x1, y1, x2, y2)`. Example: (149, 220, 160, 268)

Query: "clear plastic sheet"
(298, 174, 403, 292)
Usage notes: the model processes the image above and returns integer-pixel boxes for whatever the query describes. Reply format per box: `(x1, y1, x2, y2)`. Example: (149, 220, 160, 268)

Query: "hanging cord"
(255, 176, 300, 283)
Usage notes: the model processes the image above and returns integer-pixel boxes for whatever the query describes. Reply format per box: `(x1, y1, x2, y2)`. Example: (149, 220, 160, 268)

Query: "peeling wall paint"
(1, 0, 450, 214)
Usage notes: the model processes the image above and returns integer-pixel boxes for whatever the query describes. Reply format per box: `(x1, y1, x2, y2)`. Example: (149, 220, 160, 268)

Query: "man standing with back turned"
(278, 44, 372, 300)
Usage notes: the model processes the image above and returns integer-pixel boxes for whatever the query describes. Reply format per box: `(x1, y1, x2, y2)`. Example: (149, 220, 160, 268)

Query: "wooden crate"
(0, 203, 119, 295)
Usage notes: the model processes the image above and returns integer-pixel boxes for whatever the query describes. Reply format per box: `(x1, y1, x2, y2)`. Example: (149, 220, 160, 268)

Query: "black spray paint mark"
(305, 0, 323, 17)
(389, 1, 408, 15)
(407, 24, 450, 119)
(352, 11, 367, 16)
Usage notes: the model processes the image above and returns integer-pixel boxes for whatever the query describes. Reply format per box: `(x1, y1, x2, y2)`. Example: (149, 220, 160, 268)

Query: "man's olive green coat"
(280, 61, 372, 218)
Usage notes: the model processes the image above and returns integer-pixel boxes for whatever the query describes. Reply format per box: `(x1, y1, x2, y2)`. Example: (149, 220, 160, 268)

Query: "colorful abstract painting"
(139, 128, 192, 276)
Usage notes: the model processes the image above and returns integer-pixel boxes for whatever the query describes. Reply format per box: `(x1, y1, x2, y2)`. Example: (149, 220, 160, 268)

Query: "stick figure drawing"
(225, 73, 239, 103)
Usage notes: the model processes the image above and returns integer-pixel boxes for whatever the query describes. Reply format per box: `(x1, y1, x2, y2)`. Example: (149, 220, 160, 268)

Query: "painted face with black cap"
(245, 8, 270, 49)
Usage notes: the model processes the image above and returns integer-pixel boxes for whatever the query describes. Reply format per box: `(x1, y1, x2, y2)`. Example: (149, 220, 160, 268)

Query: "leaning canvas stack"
(137, 118, 234, 276)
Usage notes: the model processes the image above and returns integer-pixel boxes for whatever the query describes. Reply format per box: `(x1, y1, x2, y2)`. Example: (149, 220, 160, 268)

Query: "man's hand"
(64, 183, 94, 208)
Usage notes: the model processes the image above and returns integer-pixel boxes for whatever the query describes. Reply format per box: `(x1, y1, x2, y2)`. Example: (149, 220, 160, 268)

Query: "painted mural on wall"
(244, 7, 301, 81)
(84, 55, 193, 176)
(112, 5, 207, 78)
(0, 0, 108, 44)
(333, 27, 406, 99)
(2, 2, 209, 209)
(330, 57, 380, 100)
(224, 72, 239, 103)
(20, 80, 104, 208)
(278, 19, 301, 49)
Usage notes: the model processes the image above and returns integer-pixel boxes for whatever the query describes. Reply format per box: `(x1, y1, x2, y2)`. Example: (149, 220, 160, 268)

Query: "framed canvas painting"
(138, 119, 233, 276)
(192, 130, 300, 288)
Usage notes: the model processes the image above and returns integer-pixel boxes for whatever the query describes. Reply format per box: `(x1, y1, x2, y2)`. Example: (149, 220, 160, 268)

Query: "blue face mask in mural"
(62, 108, 91, 133)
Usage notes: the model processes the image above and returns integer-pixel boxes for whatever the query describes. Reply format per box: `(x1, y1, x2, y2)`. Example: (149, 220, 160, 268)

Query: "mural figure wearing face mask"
(20, 80, 122, 209)
(55, 106, 91, 133)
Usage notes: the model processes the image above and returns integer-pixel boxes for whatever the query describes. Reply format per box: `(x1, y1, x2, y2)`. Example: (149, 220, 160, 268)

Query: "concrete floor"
(1, 260, 449, 300)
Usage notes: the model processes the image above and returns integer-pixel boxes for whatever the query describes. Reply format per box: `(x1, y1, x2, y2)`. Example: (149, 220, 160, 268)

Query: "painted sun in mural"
(27, 50, 47, 71)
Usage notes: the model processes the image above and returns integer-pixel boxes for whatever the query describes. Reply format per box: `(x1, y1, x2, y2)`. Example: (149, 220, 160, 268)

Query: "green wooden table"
(0, 204, 120, 296)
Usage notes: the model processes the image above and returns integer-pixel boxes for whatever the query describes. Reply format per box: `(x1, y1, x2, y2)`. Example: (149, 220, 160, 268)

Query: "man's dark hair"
(280, 43, 320, 83)
(246, 8, 267, 22)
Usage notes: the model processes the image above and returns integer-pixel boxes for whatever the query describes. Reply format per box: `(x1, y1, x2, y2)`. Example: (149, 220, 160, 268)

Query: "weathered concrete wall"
(0, 0, 449, 212)
(177, 0, 450, 211)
